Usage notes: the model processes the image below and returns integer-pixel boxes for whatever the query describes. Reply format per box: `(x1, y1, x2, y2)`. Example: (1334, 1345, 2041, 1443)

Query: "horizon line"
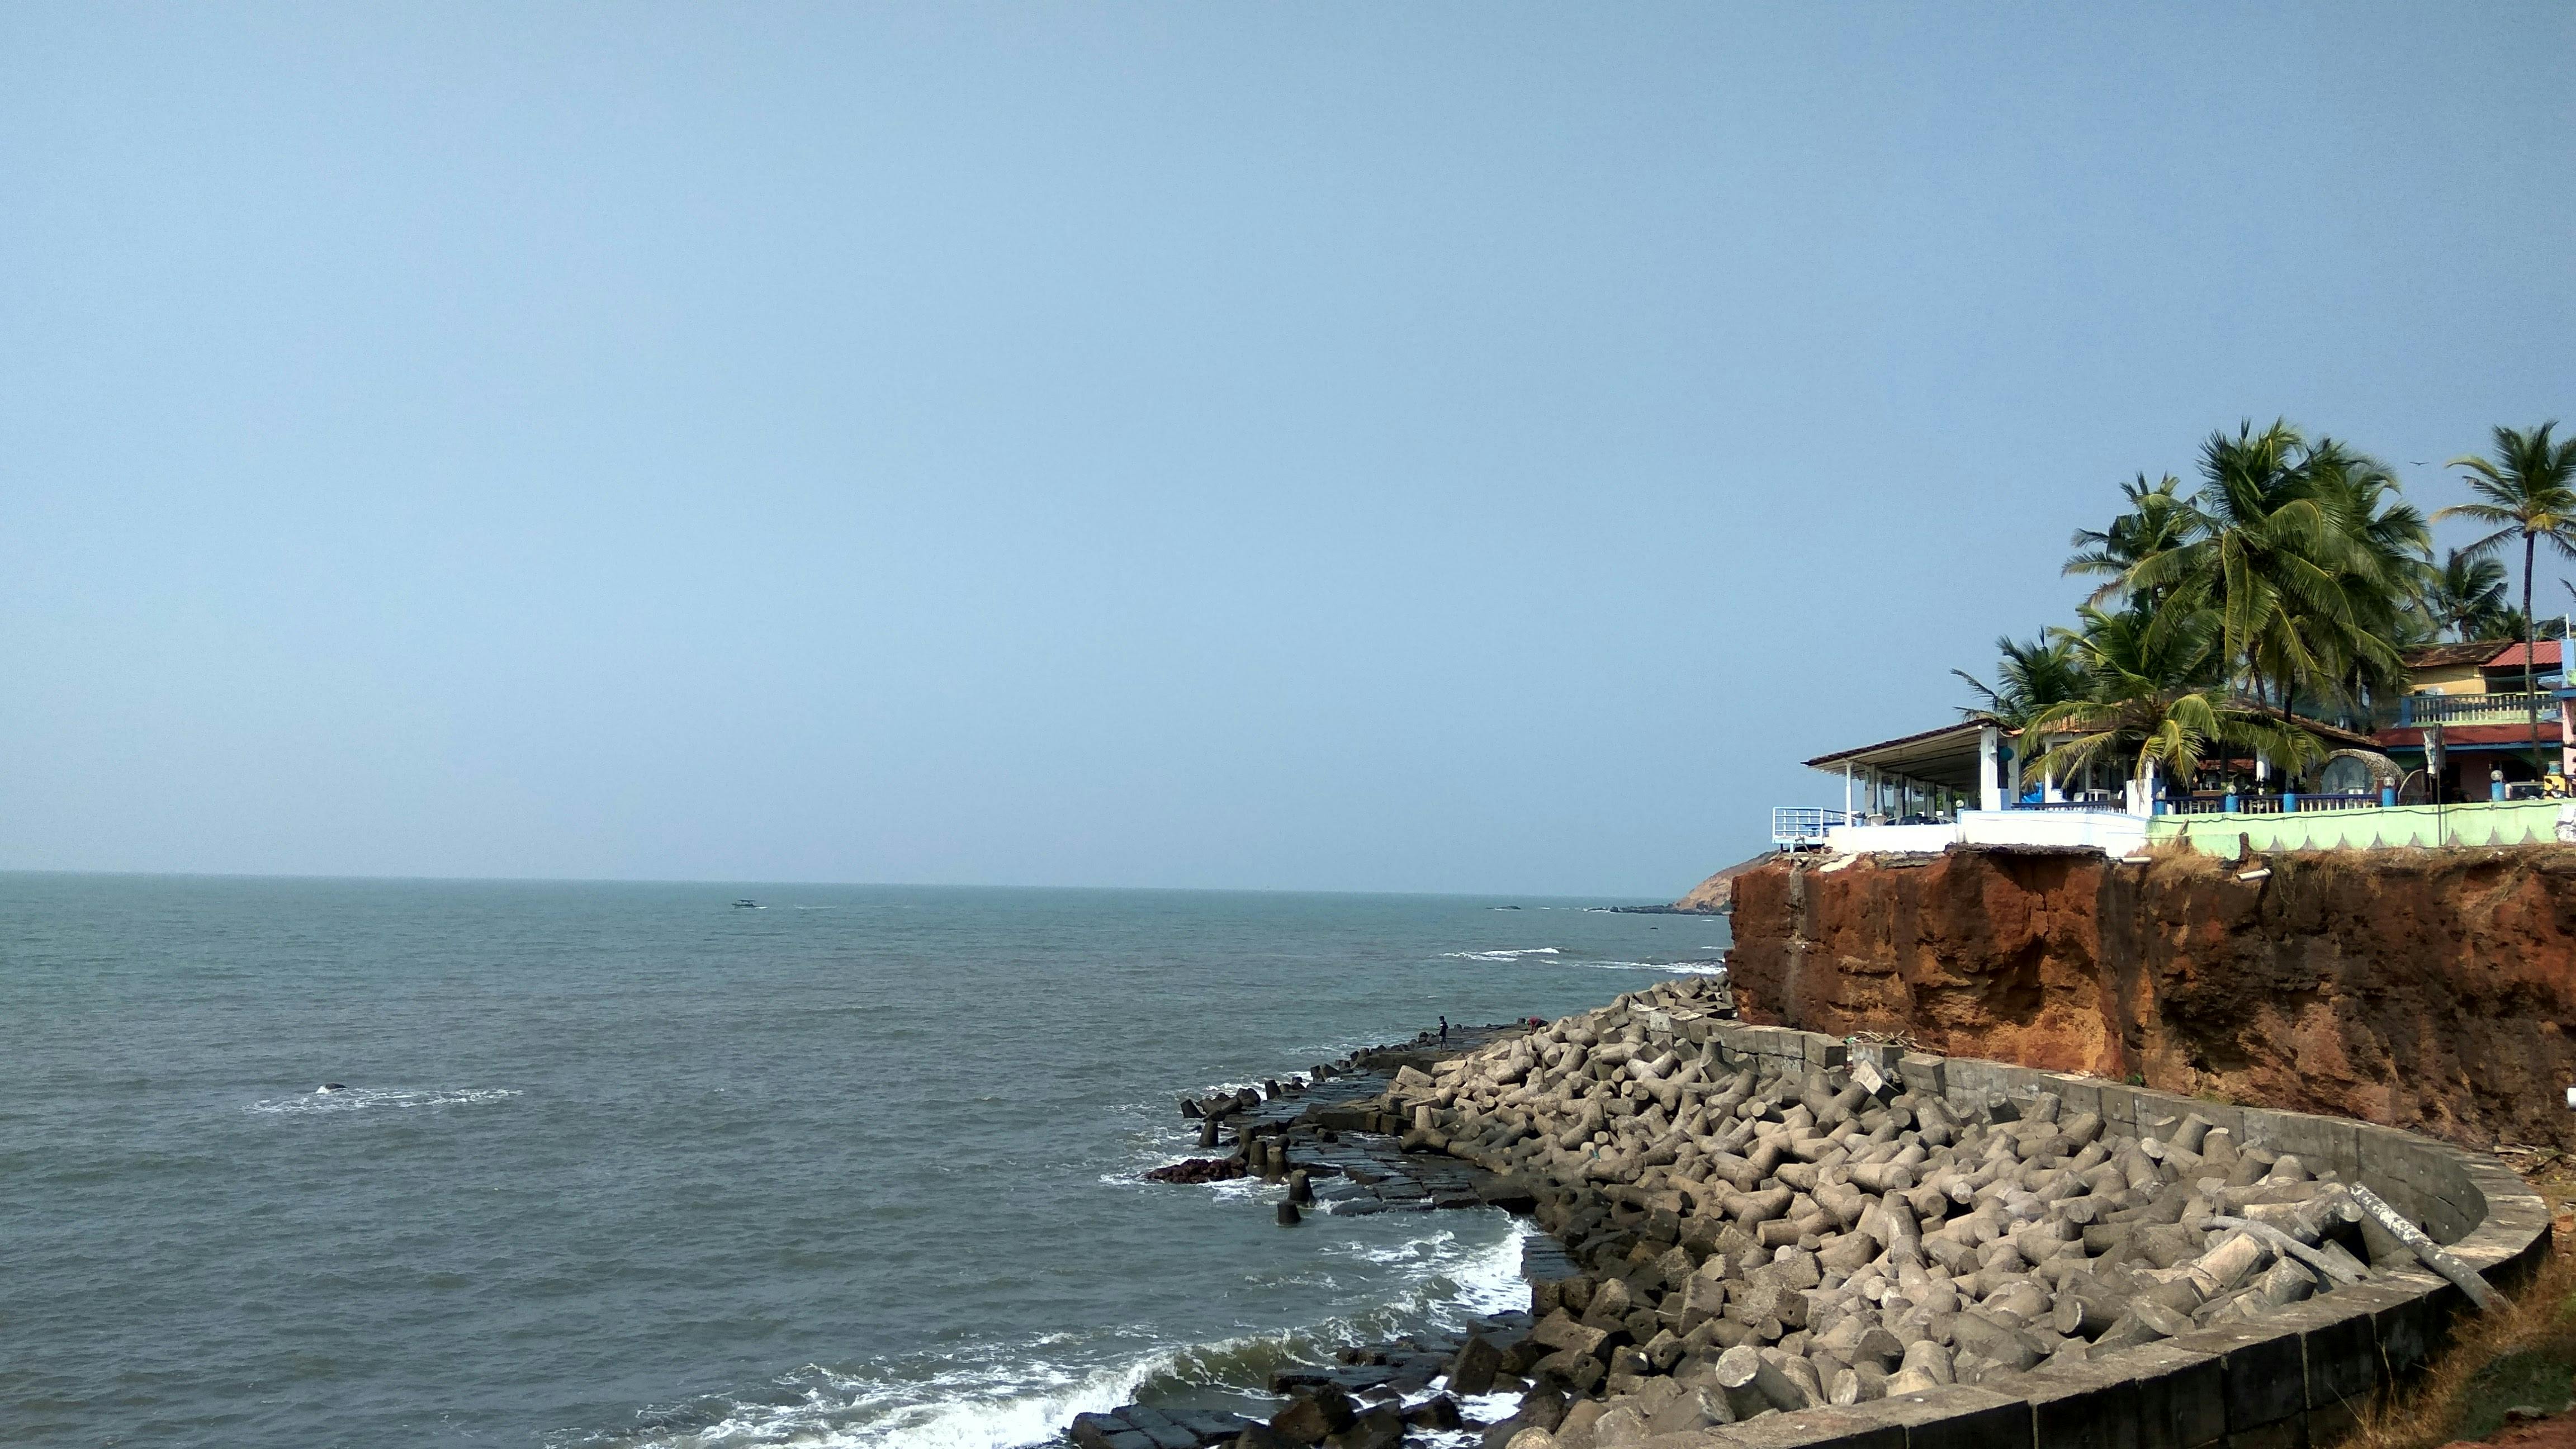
(0, 865, 1686, 903)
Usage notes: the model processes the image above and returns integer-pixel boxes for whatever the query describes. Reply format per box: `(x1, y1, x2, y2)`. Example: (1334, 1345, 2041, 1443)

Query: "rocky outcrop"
(1671, 854, 1775, 914)
(1726, 845, 2576, 1151)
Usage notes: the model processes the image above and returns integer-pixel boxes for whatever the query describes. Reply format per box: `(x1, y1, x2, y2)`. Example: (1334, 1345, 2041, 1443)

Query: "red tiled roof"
(2485, 640, 2564, 669)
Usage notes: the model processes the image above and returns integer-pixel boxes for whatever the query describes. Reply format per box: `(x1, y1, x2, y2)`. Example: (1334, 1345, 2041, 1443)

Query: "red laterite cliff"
(1723, 845, 2576, 1150)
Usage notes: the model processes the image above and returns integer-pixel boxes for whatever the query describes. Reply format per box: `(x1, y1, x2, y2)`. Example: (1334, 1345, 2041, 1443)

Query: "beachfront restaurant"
(1772, 720, 2157, 855)
(1773, 710, 2400, 856)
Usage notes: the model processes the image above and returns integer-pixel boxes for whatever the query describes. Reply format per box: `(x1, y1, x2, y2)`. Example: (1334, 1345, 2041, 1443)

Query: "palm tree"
(2432, 423, 2576, 776)
(2065, 474, 2191, 604)
(2292, 439, 2424, 723)
(1953, 633, 2091, 731)
(2016, 604, 2321, 801)
(2117, 421, 2408, 726)
(2425, 548, 2512, 642)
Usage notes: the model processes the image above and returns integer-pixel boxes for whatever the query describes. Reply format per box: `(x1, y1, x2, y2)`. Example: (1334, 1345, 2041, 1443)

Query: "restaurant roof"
(1802, 719, 1991, 793)
(2402, 641, 2513, 670)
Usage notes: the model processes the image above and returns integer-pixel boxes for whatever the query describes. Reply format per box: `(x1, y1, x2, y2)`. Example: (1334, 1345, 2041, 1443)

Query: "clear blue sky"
(4, 5, 2570, 896)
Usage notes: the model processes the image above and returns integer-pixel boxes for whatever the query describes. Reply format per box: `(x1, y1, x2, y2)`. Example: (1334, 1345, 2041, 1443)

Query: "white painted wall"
(1957, 810, 2148, 853)
(1822, 823, 1961, 854)
(1821, 810, 2151, 857)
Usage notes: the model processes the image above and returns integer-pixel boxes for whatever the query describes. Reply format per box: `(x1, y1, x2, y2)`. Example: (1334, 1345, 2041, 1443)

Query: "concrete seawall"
(1663, 1018, 2553, 1449)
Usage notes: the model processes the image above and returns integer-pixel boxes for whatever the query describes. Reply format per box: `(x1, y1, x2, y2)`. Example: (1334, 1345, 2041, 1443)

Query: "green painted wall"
(2145, 798, 2567, 858)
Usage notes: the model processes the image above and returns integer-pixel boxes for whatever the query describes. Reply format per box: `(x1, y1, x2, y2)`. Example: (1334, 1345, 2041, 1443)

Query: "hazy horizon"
(0, 866, 1668, 901)
(6, 4, 2573, 896)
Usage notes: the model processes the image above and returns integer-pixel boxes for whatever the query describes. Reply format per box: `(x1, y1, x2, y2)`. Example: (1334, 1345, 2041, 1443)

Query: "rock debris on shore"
(1110, 977, 2432, 1448)
(1373, 979, 2407, 1447)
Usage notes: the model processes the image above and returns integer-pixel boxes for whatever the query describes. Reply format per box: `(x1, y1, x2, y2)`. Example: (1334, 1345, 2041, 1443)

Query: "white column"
(1844, 763, 1854, 822)
(1978, 726, 2002, 813)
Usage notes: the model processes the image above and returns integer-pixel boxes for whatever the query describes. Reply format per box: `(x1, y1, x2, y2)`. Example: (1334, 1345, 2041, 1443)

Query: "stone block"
(2102, 1341, 2226, 1449)
(2044, 1074, 2103, 1119)
(1703, 1405, 1903, 1448)
(2188, 1322, 2303, 1433)
(1942, 1059, 1998, 1112)
(2021, 1360, 2144, 1449)
(2094, 1084, 2140, 1134)
(2293, 1301, 2381, 1413)
(1845, 1384, 2031, 1449)
(2368, 1272, 2461, 1380)
(1898, 1052, 1945, 1099)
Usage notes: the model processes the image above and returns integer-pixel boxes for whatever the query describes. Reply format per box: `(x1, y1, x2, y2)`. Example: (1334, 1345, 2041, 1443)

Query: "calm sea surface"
(1, 875, 1726, 1448)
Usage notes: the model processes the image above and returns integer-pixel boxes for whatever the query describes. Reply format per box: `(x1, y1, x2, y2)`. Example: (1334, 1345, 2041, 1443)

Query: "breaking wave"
(248, 1086, 520, 1115)
(559, 1221, 1532, 1449)
(1438, 948, 1560, 962)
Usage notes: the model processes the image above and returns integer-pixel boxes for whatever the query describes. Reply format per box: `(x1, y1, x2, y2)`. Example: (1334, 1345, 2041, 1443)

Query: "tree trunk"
(2528, 532, 2545, 780)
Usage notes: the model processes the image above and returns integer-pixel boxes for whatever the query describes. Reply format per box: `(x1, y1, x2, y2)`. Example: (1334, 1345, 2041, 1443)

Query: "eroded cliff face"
(1727, 846, 2576, 1150)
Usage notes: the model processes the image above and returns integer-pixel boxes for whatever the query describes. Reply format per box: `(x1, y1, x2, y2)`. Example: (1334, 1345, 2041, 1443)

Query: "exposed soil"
(1725, 846, 2576, 1153)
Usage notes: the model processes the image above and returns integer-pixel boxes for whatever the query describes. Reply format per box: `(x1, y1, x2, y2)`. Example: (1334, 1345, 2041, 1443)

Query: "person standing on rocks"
(1439, 1016, 1448, 1043)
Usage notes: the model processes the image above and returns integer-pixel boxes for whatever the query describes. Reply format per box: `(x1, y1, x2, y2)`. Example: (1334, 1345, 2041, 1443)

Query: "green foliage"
(2427, 549, 2513, 643)
(1973, 418, 2576, 790)
(2435, 422, 2576, 773)
(1953, 634, 2091, 731)
(2017, 603, 2322, 789)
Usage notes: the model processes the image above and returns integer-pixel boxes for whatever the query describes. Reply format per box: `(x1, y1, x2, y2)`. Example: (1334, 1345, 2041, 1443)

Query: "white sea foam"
(248, 1086, 520, 1115)
(1438, 947, 1560, 962)
(1562, 958, 1729, 977)
(578, 1219, 1535, 1449)
(598, 1339, 1171, 1449)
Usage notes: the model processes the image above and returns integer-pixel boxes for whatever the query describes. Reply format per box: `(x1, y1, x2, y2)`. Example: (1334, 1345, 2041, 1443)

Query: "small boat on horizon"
(731, 899, 763, 909)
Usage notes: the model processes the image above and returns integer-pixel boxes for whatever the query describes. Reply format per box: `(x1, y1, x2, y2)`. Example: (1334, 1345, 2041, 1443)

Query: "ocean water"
(0, 875, 1726, 1448)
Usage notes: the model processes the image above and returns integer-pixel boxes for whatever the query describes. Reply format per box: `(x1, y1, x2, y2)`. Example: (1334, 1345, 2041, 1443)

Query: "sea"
(0, 874, 1727, 1448)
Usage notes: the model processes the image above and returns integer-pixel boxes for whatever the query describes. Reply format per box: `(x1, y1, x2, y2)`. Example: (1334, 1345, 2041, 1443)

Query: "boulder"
(1448, 1333, 1503, 1396)
(1270, 1386, 1357, 1445)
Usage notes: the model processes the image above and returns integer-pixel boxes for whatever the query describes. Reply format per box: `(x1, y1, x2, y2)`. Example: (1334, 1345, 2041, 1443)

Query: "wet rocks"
(1143, 1157, 1248, 1185)
(1069, 1407, 1257, 1449)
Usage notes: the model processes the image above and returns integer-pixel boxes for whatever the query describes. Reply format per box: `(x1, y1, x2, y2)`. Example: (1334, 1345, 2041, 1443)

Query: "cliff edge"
(1726, 844, 2576, 1151)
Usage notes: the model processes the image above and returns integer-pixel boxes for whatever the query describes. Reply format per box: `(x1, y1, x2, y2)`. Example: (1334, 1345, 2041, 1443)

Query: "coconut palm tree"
(1953, 633, 2091, 731)
(2290, 439, 2424, 722)
(2432, 423, 2576, 776)
(2426, 548, 2512, 642)
(2065, 474, 2191, 604)
(2109, 422, 2414, 728)
(2016, 603, 2321, 801)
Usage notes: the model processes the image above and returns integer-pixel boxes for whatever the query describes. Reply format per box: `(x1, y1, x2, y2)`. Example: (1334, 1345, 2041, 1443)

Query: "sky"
(3, 4, 2572, 897)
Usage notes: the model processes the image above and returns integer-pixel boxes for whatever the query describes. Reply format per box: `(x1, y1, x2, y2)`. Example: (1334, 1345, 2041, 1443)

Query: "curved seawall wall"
(1678, 1018, 2553, 1449)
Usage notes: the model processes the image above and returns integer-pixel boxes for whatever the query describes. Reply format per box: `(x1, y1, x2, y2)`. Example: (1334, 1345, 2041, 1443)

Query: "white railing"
(2291, 792, 2383, 813)
(1771, 806, 1848, 849)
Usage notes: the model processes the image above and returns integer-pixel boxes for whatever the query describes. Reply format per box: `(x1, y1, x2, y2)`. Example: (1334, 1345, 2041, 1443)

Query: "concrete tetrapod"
(1351, 977, 2549, 1447)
